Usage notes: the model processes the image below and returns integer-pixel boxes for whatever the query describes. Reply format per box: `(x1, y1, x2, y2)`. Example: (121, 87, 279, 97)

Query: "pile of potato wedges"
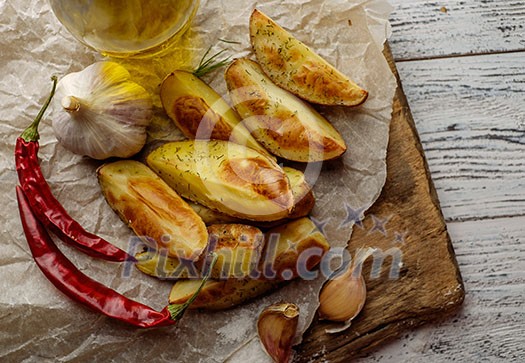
(98, 9, 367, 310)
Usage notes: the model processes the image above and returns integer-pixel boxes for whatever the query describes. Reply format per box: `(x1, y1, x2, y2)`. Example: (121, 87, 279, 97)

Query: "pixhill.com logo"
(122, 210, 405, 282)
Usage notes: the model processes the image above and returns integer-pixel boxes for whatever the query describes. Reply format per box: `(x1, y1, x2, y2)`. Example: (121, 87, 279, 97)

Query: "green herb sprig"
(192, 39, 241, 78)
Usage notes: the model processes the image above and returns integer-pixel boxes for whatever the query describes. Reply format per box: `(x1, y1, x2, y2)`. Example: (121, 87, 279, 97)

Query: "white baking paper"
(0, 0, 396, 361)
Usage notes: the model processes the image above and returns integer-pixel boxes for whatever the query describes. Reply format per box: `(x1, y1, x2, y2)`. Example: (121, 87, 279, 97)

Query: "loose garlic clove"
(52, 61, 153, 160)
(318, 248, 376, 332)
(257, 302, 299, 363)
(318, 271, 367, 322)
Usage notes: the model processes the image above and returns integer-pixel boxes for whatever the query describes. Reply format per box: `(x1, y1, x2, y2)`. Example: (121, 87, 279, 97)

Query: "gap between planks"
(445, 213, 525, 224)
(394, 48, 525, 63)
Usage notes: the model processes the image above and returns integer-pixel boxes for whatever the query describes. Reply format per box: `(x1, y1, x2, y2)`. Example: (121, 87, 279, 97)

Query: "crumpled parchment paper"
(0, 0, 396, 361)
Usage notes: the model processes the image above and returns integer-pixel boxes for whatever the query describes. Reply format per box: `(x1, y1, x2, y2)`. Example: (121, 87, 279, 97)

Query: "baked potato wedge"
(283, 167, 315, 219)
(97, 160, 208, 261)
(225, 58, 346, 162)
(168, 278, 279, 311)
(250, 9, 368, 107)
(187, 200, 242, 225)
(262, 217, 330, 280)
(208, 224, 264, 278)
(160, 70, 270, 157)
(146, 140, 294, 221)
(135, 224, 264, 279)
(186, 167, 314, 225)
(169, 217, 330, 309)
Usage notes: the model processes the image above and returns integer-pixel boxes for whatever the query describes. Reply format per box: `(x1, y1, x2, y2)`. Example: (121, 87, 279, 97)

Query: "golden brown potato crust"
(226, 58, 347, 162)
(97, 160, 208, 261)
(169, 217, 331, 310)
(170, 95, 233, 140)
(250, 9, 368, 106)
(160, 70, 270, 156)
(146, 140, 294, 221)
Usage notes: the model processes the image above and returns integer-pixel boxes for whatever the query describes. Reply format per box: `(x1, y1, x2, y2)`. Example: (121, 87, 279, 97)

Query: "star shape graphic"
(310, 215, 331, 236)
(368, 214, 392, 236)
(285, 238, 299, 254)
(393, 230, 408, 244)
(339, 203, 366, 229)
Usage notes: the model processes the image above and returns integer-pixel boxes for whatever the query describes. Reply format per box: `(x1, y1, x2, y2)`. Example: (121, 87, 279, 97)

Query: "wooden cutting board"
(296, 45, 465, 362)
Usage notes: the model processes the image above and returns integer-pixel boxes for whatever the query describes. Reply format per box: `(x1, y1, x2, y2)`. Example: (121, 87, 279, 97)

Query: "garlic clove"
(318, 272, 367, 322)
(52, 61, 153, 160)
(257, 302, 299, 363)
(318, 247, 376, 331)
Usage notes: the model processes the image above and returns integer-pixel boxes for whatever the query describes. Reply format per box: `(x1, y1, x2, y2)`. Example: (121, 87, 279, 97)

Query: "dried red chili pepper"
(16, 185, 213, 328)
(15, 76, 132, 262)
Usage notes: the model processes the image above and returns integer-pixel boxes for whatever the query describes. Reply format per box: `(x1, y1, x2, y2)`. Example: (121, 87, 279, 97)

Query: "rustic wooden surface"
(389, 0, 525, 60)
(298, 1, 525, 361)
(296, 45, 465, 362)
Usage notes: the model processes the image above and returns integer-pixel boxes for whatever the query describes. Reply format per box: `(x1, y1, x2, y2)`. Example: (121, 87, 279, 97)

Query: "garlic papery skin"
(257, 302, 299, 363)
(52, 61, 153, 160)
(318, 248, 376, 331)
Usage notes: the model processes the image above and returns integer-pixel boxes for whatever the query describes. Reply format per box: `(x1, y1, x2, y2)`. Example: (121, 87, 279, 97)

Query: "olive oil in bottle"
(48, 0, 199, 57)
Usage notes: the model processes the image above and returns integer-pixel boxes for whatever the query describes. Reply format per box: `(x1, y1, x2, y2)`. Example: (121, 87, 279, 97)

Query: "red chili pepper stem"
(21, 76, 58, 142)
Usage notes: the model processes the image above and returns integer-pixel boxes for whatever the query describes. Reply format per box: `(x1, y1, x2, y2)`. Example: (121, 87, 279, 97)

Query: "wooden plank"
(296, 46, 465, 362)
(354, 216, 525, 362)
(388, 0, 525, 60)
(395, 52, 525, 222)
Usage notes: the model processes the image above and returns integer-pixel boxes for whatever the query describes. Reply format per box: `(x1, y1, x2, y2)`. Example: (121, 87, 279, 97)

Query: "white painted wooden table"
(357, 1, 525, 361)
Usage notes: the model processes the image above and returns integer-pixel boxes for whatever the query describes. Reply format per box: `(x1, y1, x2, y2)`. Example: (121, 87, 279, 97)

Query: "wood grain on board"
(367, 51, 525, 361)
(348, 2, 525, 361)
(395, 52, 525, 223)
(389, 0, 525, 61)
(296, 46, 465, 362)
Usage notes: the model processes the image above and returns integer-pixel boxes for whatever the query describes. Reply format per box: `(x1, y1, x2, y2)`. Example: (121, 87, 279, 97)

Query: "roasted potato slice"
(136, 249, 191, 278)
(250, 9, 368, 107)
(97, 160, 208, 261)
(262, 217, 329, 280)
(169, 278, 279, 311)
(225, 58, 346, 162)
(208, 224, 264, 278)
(283, 167, 315, 219)
(169, 217, 330, 309)
(187, 167, 314, 225)
(146, 140, 294, 221)
(160, 70, 270, 157)
(187, 200, 242, 225)
(135, 224, 264, 279)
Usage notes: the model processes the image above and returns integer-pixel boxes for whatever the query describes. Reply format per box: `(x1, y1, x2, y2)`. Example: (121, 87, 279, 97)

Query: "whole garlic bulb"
(52, 61, 153, 160)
